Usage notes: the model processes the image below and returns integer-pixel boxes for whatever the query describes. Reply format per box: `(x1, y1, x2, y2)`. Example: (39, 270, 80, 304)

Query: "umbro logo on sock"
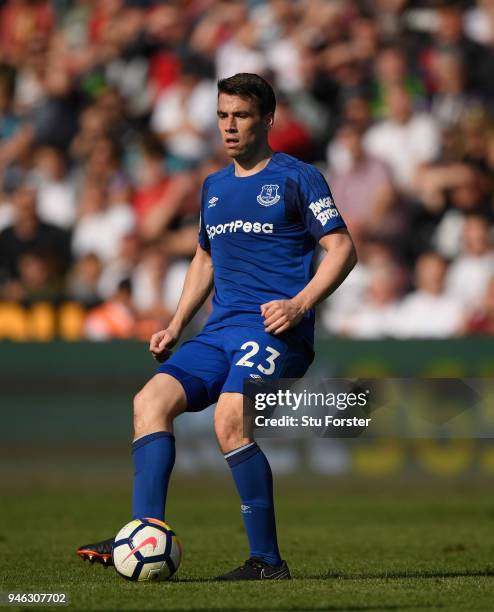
(240, 504, 251, 513)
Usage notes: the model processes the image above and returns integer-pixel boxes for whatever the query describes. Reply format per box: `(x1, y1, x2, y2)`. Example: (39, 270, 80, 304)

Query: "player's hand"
(149, 327, 180, 363)
(260, 299, 305, 335)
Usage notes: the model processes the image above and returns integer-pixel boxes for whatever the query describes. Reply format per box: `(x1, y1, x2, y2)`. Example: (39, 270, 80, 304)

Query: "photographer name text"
(254, 415, 371, 428)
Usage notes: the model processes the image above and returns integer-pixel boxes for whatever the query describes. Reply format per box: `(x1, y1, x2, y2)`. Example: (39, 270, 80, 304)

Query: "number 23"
(235, 341, 281, 375)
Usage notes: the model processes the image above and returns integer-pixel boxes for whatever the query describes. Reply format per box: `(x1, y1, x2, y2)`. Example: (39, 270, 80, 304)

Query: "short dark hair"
(217, 73, 276, 116)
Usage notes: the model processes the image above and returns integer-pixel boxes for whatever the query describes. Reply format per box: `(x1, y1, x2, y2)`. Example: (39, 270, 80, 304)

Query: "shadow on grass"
(306, 568, 494, 580)
(93, 607, 441, 612)
(170, 568, 494, 583)
(93, 604, 443, 612)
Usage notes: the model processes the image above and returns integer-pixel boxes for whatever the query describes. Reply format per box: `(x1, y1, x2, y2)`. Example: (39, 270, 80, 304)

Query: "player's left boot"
(76, 537, 115, 567)
(216, 557, 291, 580)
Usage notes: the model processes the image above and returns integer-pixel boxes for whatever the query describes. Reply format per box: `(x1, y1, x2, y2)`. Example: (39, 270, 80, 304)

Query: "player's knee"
(214, 412, 247, 453)
(133, 389, 150, 433)
(133, 387, 172, 435)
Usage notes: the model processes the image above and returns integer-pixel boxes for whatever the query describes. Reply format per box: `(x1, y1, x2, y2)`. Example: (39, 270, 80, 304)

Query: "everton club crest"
(257, 184, 281, 207)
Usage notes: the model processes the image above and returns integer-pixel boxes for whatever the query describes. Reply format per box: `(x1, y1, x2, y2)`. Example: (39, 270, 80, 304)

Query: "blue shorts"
(157, 325, 314, 412)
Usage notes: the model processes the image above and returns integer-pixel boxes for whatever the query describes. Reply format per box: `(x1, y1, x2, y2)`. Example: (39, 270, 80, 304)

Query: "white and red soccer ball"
(112, 518, 181, 581)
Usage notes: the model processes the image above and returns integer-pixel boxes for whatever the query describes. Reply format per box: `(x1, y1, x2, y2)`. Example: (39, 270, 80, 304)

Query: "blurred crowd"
(0, 0, 493, 340)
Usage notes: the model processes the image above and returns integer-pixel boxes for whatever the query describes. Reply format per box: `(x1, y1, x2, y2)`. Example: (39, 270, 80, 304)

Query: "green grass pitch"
(1, 479, 493, 611)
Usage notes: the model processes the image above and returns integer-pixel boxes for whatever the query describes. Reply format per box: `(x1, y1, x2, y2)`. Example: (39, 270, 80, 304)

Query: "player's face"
(217, 93, 272, 160)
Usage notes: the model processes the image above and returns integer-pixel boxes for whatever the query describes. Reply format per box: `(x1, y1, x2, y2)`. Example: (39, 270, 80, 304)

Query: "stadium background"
(0, 0, 493, 479)
(1, 1, 494, 609)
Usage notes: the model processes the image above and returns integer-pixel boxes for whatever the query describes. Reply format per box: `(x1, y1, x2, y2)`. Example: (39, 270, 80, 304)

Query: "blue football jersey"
(198, 152, 346, 349)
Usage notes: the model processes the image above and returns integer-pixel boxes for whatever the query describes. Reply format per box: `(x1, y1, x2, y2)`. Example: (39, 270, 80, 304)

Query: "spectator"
(16, 249, 61, 304)
(0, 185, 70, 290)
(66, 253, 103, 309)
(394, 253, 464, 338)
(12, 37, 47, 114)
(131, 246, 172, 321)
(70, 106, 109, 164)
(31, 146, 76, 229)
(371, 44, 425, 120)
(84, 278, 136, 340)
(265, 29, 303, 95)
(30, 58, 80, 152)
(268, 96, 312, 160)
(331, 264, 402, 339)
(322, 240, 400, 335)
(433, 172, 489, 260)
(419, 5, 494, 100)
(131, 133, 192, 240)
(327, 123, 398, 242)
(83, 138, 126, 192)
(446, 215, 494, 311)
(341, 94, 373, 133)
(0, 76, 19, 141)
(216, 22, 267, 80)
(430, 51, 481, 127)
(364, 85, 440, 193)
(98, 232, 141, 299)
(71, 180, 135, 263)
(0, 0, 54, 65)
(464, 0, 494, 45)
(151, 58, 216, 167)
(465, 276, 494, 335)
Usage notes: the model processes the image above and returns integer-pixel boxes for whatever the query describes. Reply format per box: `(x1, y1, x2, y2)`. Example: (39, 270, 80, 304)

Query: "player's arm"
(150, 244, 214, 361)
(262, 228, 357, 335)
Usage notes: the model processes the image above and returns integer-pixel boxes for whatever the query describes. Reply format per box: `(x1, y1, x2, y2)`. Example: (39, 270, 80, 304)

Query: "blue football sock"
(225, 442, 282, 567)
(132, 431, 175, 520)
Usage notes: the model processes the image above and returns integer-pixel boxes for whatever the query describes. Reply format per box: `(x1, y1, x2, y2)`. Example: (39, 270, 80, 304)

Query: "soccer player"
(77, 73, 357, 580)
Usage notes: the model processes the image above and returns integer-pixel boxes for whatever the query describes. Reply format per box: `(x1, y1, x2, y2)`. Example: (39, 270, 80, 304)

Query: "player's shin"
(132, 431, 175, 520)
(225, 442, 282, 567)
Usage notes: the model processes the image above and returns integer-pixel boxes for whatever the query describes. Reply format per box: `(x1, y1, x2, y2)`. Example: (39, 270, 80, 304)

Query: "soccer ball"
(112, 518, 181, 581)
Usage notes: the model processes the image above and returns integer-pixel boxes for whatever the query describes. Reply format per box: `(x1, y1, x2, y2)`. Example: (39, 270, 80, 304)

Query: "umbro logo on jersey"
(208, 196, 219, 207)
(257, 184, 280, 207)
(241, 504, 251, 513)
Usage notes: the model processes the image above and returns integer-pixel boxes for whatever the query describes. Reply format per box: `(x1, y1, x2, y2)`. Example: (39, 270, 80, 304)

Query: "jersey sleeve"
(198, 180, 210, 251)
(286, 165, 346, 241)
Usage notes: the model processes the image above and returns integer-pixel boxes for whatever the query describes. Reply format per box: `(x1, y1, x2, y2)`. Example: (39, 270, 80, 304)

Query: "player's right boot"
(77, 537, 115, 567)
(216, 557, 291, 580)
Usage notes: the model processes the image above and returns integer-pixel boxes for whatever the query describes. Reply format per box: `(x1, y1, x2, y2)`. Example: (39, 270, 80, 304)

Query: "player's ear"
(264, 112, 274, 131)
